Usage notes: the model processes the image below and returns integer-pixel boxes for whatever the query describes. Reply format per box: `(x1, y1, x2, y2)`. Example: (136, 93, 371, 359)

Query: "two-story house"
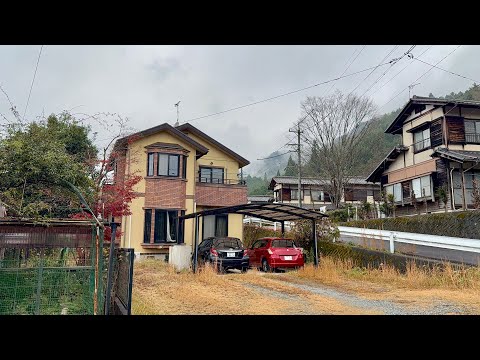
(268, 176, 381, 210)
(113, 122, 249, 259)
(366, 96, 480, 214)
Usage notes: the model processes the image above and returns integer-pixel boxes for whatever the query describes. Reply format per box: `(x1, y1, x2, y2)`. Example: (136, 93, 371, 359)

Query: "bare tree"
(300, 90, 377, 208)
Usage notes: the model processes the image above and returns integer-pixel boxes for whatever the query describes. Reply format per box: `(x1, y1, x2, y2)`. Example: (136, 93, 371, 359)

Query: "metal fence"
(105, 248, 134, 315)
(0, 219, 135, 315)
(338, 226, 480, 265)
(0, 220, 104, 315)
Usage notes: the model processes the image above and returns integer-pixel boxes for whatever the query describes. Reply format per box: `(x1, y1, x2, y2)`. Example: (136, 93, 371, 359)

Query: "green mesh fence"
(0, 220, 104, 315)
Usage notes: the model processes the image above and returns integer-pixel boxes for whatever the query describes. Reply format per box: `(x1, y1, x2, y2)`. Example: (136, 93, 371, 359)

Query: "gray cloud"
(0, 45, 478, 173)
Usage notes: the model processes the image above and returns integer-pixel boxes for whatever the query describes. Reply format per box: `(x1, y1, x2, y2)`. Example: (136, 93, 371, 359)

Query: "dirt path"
(235, 272, 467, 315)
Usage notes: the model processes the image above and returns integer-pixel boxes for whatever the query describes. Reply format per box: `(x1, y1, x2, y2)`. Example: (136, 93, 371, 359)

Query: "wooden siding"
(430, 117, 443, 147)
(282, 188, 291, 201)
(386, 159, 437, 184)
(446, 116, 465, 144)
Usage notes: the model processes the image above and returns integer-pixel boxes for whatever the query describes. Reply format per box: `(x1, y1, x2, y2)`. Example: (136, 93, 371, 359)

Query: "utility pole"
(289, 124, 302, 208)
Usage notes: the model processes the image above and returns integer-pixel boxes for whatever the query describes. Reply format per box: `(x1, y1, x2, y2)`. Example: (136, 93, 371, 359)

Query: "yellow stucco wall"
(183, 132, 241, 182)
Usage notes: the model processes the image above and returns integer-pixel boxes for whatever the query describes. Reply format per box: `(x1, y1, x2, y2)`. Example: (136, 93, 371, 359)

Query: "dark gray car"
(195, 237, 249, 273)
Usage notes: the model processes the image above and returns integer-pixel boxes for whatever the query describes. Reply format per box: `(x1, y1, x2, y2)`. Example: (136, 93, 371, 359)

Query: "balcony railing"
(465, 133, 480, 144)
(196, 177, 246, 185)
(413, 138, 431, 152)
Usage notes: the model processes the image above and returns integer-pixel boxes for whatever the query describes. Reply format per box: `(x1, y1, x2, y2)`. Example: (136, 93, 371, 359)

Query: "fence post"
(105, 221, 117, 315)
(389, 232, 395, 254)
(35, 248, 45, 315)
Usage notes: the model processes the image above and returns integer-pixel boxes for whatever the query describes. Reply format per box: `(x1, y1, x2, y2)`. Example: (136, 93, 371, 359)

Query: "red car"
(246, 237, 304, 272)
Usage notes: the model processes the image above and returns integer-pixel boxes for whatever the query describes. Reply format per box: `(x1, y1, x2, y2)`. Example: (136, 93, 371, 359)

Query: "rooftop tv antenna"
(408, 83, 421, 98)
(174, 101, 181, 126)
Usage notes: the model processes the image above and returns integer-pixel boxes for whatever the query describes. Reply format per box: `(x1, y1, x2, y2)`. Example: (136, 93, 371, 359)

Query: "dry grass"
(285, 256, 480, 313)
(291, 257, 480, 291)
(131, 260, 378, 315)
(131, 257, 480, 315)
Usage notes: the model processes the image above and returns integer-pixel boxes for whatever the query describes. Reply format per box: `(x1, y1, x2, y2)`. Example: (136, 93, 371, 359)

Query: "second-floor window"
(199, 167, 224, 184)
(465, 120, 480, 144)
(147, 153, 155, 176)
(413, 128, 431, 152)
(291, 189, 304, 200)
(158, 154, 180, 177)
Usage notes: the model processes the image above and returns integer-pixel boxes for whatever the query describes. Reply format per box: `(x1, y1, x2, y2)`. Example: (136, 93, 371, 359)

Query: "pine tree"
(284, 155, 298, 176)
(276, 169, 281, 176)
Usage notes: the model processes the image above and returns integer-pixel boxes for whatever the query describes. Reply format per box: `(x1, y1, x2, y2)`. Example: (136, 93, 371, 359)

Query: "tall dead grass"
(292, 256, 480, 291)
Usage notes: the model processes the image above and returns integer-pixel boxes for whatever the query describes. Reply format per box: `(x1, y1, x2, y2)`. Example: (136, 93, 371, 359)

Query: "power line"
(411, 57, 480, 84)
(257, 150, 295, 161)
(321, 45, 366, 98)
(379, 45, 462, 110)
(359, 45, 417, 98)
(23, 45, 44, 121)
(369, 45, 432, 97)
(348, 45, 399, 95)
(181, 61, 394, 124)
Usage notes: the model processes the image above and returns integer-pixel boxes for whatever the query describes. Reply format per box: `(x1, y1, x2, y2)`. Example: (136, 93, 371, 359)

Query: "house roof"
(268, 176, 372, 190)
(247, 195, 274, 203)
(385, 96, 480, 135)
(431, 148, 480, 163)
(365, 145, 409, 183)
(113, 123, 209, 156)
(176, 123, 250, 168)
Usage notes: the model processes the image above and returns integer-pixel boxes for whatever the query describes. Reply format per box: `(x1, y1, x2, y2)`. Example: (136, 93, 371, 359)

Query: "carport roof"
(180, 202, 328, 222)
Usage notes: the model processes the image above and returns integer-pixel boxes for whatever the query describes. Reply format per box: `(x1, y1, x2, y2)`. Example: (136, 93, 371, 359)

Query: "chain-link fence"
(0, 219, 105, 315)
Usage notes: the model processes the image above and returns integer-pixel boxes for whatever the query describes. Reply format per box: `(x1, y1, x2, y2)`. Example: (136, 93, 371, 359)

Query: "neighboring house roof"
(431, 148, 480, 163)
(365, 145, 409, 183)
(176, 123, 250, 168)
(113, 123, 209, 156)
(268, 176, 372, 190)
(247, 195, 273, 203)
(385, 96, 480, 135)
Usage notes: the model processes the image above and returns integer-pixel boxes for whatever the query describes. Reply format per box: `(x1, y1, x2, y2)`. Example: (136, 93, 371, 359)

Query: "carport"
(179, 203, 328, 273)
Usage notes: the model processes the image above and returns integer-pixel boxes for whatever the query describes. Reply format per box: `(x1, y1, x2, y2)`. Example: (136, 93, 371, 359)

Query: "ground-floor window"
(203, 214, 228, 238)
(143, 209, 185, 244)
(452, 170, 480, 206)
(385, 174, 432, 203)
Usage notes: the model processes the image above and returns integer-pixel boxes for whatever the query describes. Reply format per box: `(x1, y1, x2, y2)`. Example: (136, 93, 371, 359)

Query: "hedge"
(340, 211, 480, 239)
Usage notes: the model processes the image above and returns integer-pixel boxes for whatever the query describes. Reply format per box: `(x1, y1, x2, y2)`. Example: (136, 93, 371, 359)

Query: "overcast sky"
(0, 45, 478, 174)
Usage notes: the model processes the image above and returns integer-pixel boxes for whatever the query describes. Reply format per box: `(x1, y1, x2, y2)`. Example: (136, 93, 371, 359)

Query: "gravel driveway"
(234, 271, 468, 315)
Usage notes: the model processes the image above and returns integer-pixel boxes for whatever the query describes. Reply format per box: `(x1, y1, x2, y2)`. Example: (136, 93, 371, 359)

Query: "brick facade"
(196, 183, 247, 207)
(144, 178, 187, 209)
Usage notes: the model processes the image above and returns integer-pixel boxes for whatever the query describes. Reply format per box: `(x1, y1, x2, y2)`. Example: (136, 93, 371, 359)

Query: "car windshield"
(271, 239, 296, 248)
(213, 238, 243, 249)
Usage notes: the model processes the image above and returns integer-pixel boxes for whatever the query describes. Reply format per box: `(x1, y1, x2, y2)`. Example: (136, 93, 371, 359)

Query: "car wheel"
(262, 259, 271, 273)
(241, 267, 248, 273)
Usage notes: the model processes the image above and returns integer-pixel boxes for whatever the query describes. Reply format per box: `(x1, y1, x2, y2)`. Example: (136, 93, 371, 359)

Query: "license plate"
(227, 252, 235, 258)
(284, 256, 292, 261)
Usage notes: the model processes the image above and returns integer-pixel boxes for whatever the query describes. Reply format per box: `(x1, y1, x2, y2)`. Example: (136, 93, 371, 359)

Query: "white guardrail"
(338, 226, 480, 254)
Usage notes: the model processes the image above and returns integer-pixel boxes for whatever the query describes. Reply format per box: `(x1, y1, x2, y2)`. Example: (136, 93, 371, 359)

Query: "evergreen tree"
(284, 155, 298, 176)
(276, 169, 281, 176)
